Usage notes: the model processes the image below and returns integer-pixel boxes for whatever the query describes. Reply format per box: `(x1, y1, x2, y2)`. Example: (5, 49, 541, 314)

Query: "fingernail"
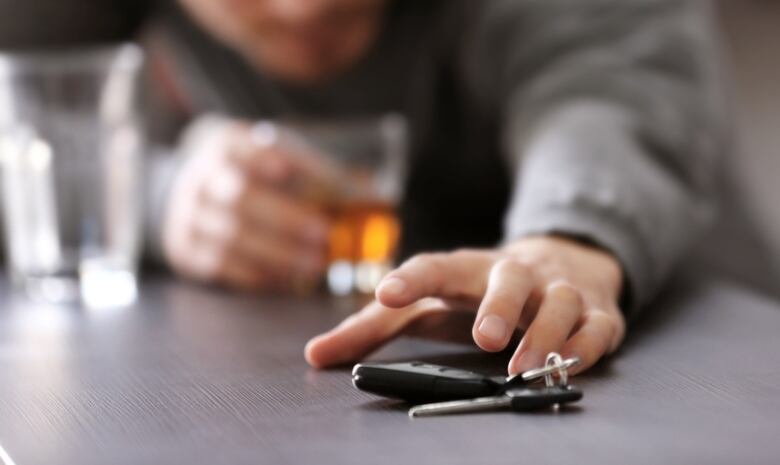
(478, 315, 508, 342)
(377, 277, 406, 297)
(304, 336, 326, 368)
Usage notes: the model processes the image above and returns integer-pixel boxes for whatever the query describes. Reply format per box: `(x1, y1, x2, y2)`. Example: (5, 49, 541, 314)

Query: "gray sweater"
(0, 0, 724, 314)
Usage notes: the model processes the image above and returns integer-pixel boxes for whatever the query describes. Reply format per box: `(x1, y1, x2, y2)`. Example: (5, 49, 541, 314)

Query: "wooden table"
(0, 274, 778, 465)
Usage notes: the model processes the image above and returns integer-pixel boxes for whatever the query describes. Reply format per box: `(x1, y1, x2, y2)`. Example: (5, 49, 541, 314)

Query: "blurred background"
(694, 0, 780, 298)
(0, 0, 778, 300)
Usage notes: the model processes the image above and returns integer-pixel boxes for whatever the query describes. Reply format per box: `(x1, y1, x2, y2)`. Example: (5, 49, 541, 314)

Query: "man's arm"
(467, 0, 724, 314)
(306, 0, 725, 373)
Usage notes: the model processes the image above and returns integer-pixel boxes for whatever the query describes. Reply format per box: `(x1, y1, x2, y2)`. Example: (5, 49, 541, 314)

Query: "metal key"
(408, 385, 583, 418)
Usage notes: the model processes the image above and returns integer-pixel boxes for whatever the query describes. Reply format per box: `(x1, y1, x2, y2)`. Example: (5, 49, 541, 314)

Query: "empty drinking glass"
(0, 44, 144, 307)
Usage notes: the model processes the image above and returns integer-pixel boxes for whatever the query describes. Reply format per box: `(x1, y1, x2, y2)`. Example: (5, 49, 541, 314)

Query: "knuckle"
(587, 308, 612, 326)
(448, 248, 483, 263)
(406, 253, 433, 266)
(207, 166, 249, 207)
(492, 257, 532, 280)
(405, 252, 445, 272)
(586, 309, 620, 344)
(547, 281, 584, 306)
(451, 248, 503, 269)
(604, 307, 626, 343)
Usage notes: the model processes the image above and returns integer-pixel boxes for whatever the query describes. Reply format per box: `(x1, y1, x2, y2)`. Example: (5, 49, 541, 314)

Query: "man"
(0, 0, 723, 376)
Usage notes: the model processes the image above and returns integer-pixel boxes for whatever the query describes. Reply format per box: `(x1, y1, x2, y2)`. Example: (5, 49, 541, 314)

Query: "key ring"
(515, 355, 579, 384)
(543, 353, 569, 388)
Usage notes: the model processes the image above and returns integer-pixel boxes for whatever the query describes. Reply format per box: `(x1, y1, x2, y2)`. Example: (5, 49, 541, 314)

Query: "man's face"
(178, 0, 388, 84)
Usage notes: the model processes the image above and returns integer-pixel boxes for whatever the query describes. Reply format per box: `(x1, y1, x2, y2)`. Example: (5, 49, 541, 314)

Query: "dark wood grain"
(0, 272, 779, 465)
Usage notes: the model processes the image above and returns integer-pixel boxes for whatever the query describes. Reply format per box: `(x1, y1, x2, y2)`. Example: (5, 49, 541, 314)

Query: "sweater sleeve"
(466, 0, 725, 315)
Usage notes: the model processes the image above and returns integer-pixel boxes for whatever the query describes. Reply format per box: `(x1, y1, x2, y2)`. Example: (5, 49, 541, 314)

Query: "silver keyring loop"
(518, 356, 579, 383)
(543, 352, 568, 387)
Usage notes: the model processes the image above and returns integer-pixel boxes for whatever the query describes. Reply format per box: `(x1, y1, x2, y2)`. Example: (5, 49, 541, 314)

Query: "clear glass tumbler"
(0, 44, 144, 307)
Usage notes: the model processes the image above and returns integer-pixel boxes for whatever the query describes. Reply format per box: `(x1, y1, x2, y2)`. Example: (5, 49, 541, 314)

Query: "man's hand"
(305, 236, 626, 375)
(162, 121, 333, 292)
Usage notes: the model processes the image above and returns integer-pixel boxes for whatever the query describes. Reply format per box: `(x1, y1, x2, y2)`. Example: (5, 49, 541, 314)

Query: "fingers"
(561, 309, 625, 375)
(234, 122, 343, 193)
(163, 152, 328, 290)
(203, 164, 330, 246)
(169, 220, 321, 291)
(348, 246, 622, 376)
(308, 234, 627, 375)
(471, 259, 534, 352)
(304, 304, 399, 369)
(233, 145, 294, 185)
(508, 282, 586, 375)
(305, 299, 447, 368)
(196, 208, 324, 277)
(202, 250, 269, 291)
(375, 250, 495, 308)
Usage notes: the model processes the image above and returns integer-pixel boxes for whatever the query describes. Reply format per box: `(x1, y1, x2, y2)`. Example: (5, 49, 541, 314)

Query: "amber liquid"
(291, 165, 400, 295)
(326, 200, 400, 295)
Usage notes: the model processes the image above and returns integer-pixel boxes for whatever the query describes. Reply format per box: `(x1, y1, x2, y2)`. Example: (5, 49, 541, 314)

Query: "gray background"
(698, 0, 780, 295)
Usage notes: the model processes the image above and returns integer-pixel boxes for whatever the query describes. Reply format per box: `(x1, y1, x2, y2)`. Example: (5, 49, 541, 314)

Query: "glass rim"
(0, 42, 143, 77)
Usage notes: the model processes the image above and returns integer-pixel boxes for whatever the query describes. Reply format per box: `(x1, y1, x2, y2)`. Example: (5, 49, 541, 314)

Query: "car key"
(352, 355, 581, 403)
(352, 362, 505, 403)
(408, 385, 583, 418)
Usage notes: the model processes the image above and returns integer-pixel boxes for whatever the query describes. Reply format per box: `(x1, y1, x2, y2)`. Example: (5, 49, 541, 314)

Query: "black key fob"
(352, 362, 503, 403)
